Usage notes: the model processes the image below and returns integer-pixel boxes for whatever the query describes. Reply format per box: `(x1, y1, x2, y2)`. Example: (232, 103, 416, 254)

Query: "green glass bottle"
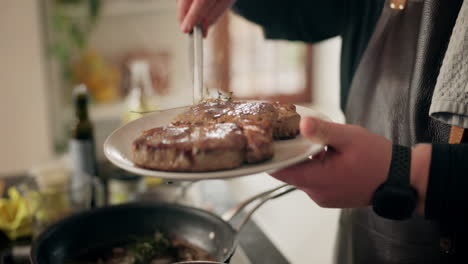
(69, 84, 99, 207)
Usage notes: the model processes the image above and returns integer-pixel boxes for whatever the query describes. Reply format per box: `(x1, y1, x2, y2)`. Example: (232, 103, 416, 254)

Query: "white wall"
(0, 2, 52, 175)
(311, 37, 344, 123)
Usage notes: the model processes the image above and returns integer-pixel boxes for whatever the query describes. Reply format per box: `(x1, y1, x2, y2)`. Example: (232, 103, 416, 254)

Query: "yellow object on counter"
(144, 177, 164, 187)
(27, 189, 70, 229)
(0, 188, 32, 240)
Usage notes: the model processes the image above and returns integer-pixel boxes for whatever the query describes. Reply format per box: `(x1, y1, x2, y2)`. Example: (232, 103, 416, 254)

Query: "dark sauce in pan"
(66, 233, 215, 264)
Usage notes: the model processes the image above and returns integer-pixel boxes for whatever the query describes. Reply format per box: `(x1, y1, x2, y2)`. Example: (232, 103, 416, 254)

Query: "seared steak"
(174, 100, 277, 125)
(174, 100, 299, 139)
(132, 100, 301, 172)
(271, 102, 301, 139)
(132, 123, 246, 172)
(237, 119, 274, 163)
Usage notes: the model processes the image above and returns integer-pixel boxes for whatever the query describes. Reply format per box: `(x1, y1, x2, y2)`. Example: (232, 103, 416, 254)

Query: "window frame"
(209, 13, 313, 104)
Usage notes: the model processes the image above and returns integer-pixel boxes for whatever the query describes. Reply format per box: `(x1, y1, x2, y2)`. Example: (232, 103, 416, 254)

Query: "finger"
(197, 0, 217, 27)
(202, 25, 210, 38)
(270, 151, 338, 187)
(300, 117, 351, 150)
(181, 0, 212, 33)
(201, 0, 234, 29)
(198, 0, 219, 37)
(177, 0, 193, 25)
(270, 159, 325, 188)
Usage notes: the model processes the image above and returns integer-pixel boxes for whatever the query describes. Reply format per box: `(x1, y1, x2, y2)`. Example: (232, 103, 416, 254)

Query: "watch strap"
(386, 144, 411, 186)
(372, 144, 416, 220)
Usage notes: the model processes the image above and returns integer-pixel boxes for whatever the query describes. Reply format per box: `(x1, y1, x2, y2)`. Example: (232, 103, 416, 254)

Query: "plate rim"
(103, 104, 327, 180)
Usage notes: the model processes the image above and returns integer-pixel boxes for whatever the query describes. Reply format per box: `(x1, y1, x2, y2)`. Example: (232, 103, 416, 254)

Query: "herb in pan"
(129, 232, 170, 264)
(216, 90, 234, 102)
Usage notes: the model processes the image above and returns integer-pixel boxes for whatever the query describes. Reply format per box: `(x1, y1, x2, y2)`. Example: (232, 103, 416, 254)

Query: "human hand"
(177, 0, 236, 36)
(271, 117, 430, 212)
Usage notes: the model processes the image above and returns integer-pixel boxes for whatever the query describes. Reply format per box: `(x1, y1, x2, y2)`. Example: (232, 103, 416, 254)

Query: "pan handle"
(221, 184, 297, 231)
(221, 183, 289, 221)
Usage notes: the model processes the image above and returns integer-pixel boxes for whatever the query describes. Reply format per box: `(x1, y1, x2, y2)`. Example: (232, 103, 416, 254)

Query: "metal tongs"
(190, 25, 204, 104)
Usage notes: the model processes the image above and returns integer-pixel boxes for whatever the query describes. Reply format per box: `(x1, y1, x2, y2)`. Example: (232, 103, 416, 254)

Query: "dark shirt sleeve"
(232, 0, 346, 43)
(425, 143, 468, 223)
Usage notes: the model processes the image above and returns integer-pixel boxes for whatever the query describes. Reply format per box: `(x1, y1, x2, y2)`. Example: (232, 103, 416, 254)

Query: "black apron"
(335, 0, 463, 263)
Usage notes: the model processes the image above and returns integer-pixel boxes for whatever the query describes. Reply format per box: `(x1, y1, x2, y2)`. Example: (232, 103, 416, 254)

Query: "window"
(205, 12, 313, 103)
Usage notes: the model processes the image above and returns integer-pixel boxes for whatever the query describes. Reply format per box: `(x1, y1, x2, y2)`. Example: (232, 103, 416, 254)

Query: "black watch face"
(372, 184, 418, 220)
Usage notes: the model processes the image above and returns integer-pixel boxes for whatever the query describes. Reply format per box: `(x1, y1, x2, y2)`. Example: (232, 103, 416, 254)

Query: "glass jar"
(108, 174, 146, 205)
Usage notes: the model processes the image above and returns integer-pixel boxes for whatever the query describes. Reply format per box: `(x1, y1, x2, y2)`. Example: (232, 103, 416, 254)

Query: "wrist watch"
(372, 144, 418, 220)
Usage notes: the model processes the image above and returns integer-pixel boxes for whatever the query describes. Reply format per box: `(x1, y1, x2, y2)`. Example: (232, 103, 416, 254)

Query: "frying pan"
(30, 184, 295, 263)
(174, 262, 225, 264)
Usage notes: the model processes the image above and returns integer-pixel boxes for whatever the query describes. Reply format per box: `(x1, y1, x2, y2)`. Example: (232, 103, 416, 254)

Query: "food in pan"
(131, 99, 300, 172)
(68, 232, 214, 264)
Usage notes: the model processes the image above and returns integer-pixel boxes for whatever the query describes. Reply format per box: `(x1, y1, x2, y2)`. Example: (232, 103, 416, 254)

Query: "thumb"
(300, 117, 351, 149)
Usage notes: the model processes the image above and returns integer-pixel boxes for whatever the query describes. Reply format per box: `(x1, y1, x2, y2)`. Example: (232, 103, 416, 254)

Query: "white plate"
(104, 105, 327, 180)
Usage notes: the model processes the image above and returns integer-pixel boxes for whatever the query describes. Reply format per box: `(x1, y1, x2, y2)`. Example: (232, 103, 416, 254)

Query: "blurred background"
(0, 1, 343, 263)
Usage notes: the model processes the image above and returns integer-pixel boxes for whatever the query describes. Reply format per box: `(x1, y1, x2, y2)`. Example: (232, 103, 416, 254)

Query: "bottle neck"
(75, 97, 89, 122)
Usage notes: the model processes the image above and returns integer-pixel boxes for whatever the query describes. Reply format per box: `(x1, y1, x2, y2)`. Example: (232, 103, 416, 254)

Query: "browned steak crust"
(132, 123, 246, 172)
(237, 119, 274, 164)
(174, 100, 278, 125)
(271, 102, 301, 139)
(174, 100, 300, 139)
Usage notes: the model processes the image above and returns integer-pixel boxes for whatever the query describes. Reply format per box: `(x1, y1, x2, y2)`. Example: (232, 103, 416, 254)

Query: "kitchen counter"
(223, 175, 340, 264)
